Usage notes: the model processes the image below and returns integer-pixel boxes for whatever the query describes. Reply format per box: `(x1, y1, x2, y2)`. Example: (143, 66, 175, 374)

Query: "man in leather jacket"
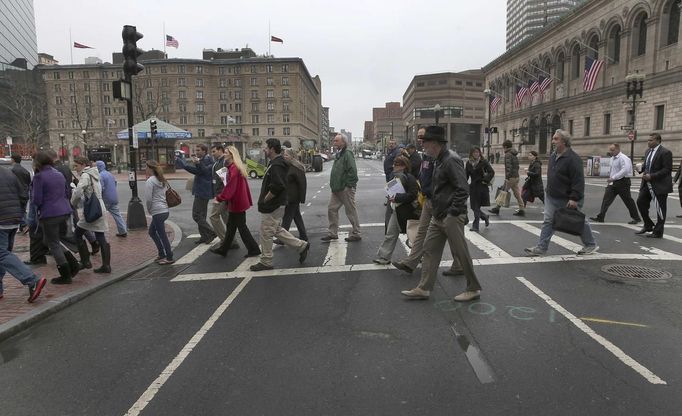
(401, 126, 482, 302)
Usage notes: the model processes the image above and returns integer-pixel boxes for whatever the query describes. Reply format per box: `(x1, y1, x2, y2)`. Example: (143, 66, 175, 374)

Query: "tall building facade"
(507, 0, 583, 49)
(0, 0, 38, 68)
(485, 0, 682, 159)
(39, 53, 322, 164)
(371, 102, 404, 148)
(402, 70, 486, 155)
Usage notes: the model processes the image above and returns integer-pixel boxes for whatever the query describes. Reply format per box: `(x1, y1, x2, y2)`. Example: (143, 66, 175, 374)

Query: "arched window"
(665, 0, 680, 46)
(556, 53, 565, 81)
(607, 25, 621, 62)
(633, 13, 648, 56)
(571, 45, 581, 79)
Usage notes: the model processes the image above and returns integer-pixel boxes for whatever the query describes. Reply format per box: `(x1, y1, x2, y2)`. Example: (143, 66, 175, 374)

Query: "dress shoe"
(273, 238, 284, 245)
(454, 290, 481, 302)
(443, 268, 465, 276)
(589, 216, 604, 223)
(484, 216, 490, 227)
(210, 247, 228, 256)
(677, 215, 682, 218)
(401, 287, 430, 299)
(320, 235, 339, 242)
(372, 258, 390, 265)
(24, 259, 47, 266)
(345, 235, 362, 242)
(628, 219, 640, 225)
(194, 239, 205, 245)
(391, 261, 413, 274)
(470, 227, 480, 232)
(646, 233, 663, 238)
(250, 262, 274, 271)
(243, 250, 261, 258)
(299, 242, 310, 264)
(635, 227, 653, 235)
(116, 233, 127, 238)
(488, 207, 500, 215)
(513, 209, 525, 216)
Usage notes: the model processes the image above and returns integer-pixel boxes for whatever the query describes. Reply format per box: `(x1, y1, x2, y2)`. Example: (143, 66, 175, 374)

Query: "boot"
(90, 240, 100, 255)
(94, 242, 111, 273)
(77, 239, 92, 270)
(64, 251, 81, 278)
(51, 263, 72, 285)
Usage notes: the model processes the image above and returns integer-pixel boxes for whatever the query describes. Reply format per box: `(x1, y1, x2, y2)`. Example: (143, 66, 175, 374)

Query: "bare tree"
(0, 68, 49, 149)
(132, 77, 170, 123)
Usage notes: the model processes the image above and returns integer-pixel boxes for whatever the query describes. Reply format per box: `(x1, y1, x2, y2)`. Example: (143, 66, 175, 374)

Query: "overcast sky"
(35, 0, 507, 138)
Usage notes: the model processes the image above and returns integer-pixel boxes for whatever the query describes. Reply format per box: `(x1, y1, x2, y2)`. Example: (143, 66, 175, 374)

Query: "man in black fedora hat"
(400, 126, 482, 302)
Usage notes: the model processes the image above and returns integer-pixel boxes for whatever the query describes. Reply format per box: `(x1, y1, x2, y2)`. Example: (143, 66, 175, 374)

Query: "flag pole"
(163, 22, 167, 57)
(69, 27, 73, 64)
(268, 20, 271, 56)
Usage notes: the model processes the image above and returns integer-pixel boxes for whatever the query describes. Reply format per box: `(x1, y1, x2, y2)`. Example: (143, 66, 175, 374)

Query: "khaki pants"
(417, 213, 481, 292)
(327, 187, 361, 238)
(402, 199, 462, 272)
(259, 206, 307, 267)
(500, 177, 524, 209)
(209, 200, 229, 240)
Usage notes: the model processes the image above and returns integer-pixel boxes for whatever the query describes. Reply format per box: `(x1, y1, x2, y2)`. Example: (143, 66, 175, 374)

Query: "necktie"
(645, 150, 654, 173)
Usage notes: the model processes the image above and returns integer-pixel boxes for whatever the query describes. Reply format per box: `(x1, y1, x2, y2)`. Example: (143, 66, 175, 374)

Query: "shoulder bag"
(166, 183, 182, 208)
(83, 174, 103, 223)
(552, 207, 585, 236)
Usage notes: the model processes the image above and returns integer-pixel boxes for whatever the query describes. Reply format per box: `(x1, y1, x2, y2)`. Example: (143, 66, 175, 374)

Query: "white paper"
(385, 178, 405, 197)
(216, 167, 228, 185)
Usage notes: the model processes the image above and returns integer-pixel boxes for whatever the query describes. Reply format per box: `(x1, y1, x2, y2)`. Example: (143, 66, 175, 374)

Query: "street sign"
(5, 136, 12, 145)
(627, 130, 635, 141)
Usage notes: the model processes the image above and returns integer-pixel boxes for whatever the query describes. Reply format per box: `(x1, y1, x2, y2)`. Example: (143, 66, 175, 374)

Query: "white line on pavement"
(323, 232, 348, 266)
(619, 223, 682, 244)
(464, 228, 513, 258)
(510, 222, 584, 252)
(174, 237, 219, 265)
(516, 276, 667, 385)
(124, 276, 253, 415)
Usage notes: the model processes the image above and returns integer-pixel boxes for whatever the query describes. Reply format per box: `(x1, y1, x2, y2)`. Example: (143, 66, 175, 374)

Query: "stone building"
(484, 0, 681, 161)
(402, 70, 486, 155)
(39, 50, 322, 164)
(371, 102, 405, 149)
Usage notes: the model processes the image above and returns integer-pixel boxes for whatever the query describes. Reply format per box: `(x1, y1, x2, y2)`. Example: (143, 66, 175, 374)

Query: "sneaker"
(345, 235, 362, 242)
(454, 290, 481, 302)
(158, 259, 175, 265)
(116, 233, 128, 238)
(577, 245, 599, 255)
(28, 277, 47, 303)
(589, 216, 604, 223)
(299, 242, 310, 264)
(513, 209, 525, 216)
(391, 261, 413, 274)
(628, 219, 640, 225)
(401, 287, 430, 299)
(250, 262, 274, 271)
(524, 246, 546, 256)
(372, 258, 390, 265)
(443, 268, 464, 276)
(320, 235, 339, 242)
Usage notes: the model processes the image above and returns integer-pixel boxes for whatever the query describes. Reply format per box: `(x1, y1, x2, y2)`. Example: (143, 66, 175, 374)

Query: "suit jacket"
(640, 145, 673, 194)
(673, 160, 682, 186)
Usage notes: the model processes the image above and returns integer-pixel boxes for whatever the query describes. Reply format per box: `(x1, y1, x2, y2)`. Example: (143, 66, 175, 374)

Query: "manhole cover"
(601, 264, 671, 280)
(128, 264, 191, 280)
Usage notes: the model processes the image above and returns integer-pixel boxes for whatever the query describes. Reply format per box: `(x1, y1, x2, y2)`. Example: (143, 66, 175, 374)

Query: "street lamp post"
(390, 121, 394, 140)
(434, 104, 441, 126)
(404, 122, 409, 145)
(625, 73, 645, 174)
(81, 129, 88, 158)
(484, 89, 492, 161)
(59, 133, 65, 161)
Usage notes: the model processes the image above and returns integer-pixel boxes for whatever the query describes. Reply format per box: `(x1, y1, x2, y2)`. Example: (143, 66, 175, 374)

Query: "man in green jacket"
(322, 134, 361, 242)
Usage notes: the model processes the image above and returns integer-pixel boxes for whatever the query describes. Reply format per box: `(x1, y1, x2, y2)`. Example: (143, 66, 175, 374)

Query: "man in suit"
(636, 133, 673, 238)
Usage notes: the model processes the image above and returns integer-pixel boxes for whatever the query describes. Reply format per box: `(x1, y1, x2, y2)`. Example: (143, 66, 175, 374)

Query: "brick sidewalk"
(0, 221, 177, 341)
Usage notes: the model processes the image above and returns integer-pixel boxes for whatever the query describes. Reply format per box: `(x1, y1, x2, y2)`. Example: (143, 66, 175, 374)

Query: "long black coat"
(525, 159, 545, 198)
(466, 159, 494, 208)
(392, 172, 419, 233)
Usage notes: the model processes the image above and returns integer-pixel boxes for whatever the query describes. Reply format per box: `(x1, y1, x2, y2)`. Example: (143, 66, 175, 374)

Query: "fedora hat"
(421, 126, 446, 142)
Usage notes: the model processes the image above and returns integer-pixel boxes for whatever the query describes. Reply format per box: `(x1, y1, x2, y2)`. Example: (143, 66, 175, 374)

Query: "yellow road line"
(580, 317, 649, 328)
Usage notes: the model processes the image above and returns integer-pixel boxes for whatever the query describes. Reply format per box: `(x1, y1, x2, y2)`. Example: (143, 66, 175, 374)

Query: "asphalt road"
(2, 158, 682, 415)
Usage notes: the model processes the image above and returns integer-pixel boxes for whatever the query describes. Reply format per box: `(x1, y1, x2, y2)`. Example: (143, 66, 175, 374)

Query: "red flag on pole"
(270, 35, 283, 43)
(73, 42, 94, 49)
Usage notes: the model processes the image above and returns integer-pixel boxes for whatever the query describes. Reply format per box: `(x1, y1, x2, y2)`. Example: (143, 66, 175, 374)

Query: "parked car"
(245, 158, 266, 178)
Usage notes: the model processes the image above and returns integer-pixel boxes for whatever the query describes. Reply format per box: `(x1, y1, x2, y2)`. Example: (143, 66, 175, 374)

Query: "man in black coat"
(635, 133, 673, 238)
(405, 143, 422, 177)
(10, 154, 31, 228)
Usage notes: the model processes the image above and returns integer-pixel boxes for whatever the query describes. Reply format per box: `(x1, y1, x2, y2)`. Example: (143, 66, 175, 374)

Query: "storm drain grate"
(128, 264, 191, 280)
(601, 264, 671, 280)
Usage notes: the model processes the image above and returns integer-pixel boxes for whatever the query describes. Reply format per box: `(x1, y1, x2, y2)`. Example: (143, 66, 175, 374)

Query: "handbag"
(166, 184, 182, 208)
(83, 192, 102, 223)
(552, 207, 585, 236)
(495, 187, 511, 207)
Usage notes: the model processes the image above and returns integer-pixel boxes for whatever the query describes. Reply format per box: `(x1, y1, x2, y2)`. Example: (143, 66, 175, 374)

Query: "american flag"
(490, 95, 501, 113)
(583, 56, 604, 92)
(515, 84, 529, 108)
(538, 76, 552, 95)
(73, 42, 93, 49)
(529, 79, 540, 95)
(166, 35, 179, 48)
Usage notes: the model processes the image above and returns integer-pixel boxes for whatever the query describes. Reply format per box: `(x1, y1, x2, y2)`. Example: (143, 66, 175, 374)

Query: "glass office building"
(0, 0, 38, 68)
(507, 0, 584, 49)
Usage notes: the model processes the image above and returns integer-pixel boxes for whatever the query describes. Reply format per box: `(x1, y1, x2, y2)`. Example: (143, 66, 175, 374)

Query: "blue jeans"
(537, 194, 596, 252)
(105, 202, 128, 235)
(0, 228, 39, 294)
(149, 213, 172, 260)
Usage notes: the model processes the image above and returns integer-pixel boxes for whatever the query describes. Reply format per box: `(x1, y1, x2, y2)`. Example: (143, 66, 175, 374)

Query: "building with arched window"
(484, 0, 682, 161)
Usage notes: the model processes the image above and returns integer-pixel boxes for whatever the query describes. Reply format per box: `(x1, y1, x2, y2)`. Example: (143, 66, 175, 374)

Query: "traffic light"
(150, 119, 158, 143)
(122, 25, 144, 78)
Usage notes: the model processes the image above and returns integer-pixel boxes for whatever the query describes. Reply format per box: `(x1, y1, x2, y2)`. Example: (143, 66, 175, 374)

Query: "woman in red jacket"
(210, 146, 261, 257)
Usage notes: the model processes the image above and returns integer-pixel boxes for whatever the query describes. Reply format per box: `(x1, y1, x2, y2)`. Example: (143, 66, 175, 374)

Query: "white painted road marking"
(511, 222, 584, 252)
(516, 276, 666, 385)
(464, 228, 512, 258)
(323, 232, 348, 266)
(174, 237, 219, 265)
(124, 276, 253, 415)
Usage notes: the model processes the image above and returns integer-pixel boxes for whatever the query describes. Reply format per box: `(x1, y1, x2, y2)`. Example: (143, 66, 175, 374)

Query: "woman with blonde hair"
(275, 147, 308, 244)
(210, 146, 261, 257)
(144, 160, 174, 264)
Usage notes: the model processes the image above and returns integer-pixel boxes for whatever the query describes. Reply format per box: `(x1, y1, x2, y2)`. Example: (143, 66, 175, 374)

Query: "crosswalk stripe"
(464, 228, 512, 258)
(619, 223, 682, 244)
(510, 222, 584, 252)
(323, 232, 348, 266)
(174, 237, 220, 264)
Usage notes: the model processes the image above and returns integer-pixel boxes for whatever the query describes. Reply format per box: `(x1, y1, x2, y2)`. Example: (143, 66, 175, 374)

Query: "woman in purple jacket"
(31, 151, 79, 284)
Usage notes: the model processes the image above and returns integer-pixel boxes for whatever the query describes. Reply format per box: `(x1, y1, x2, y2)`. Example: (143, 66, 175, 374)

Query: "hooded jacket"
(96, 160, 118, 205)
(71, 166, 108, 232)
(504, 148, 520, 179)
(31, 165, 72, 220)
(258, 154, 288, 213)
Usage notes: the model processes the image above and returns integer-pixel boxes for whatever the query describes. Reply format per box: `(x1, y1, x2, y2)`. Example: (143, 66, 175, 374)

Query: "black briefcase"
(552, 207, 585, 236)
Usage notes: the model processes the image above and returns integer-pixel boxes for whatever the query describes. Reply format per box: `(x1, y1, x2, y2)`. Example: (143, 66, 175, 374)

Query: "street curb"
(0, 220, 183, 343)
